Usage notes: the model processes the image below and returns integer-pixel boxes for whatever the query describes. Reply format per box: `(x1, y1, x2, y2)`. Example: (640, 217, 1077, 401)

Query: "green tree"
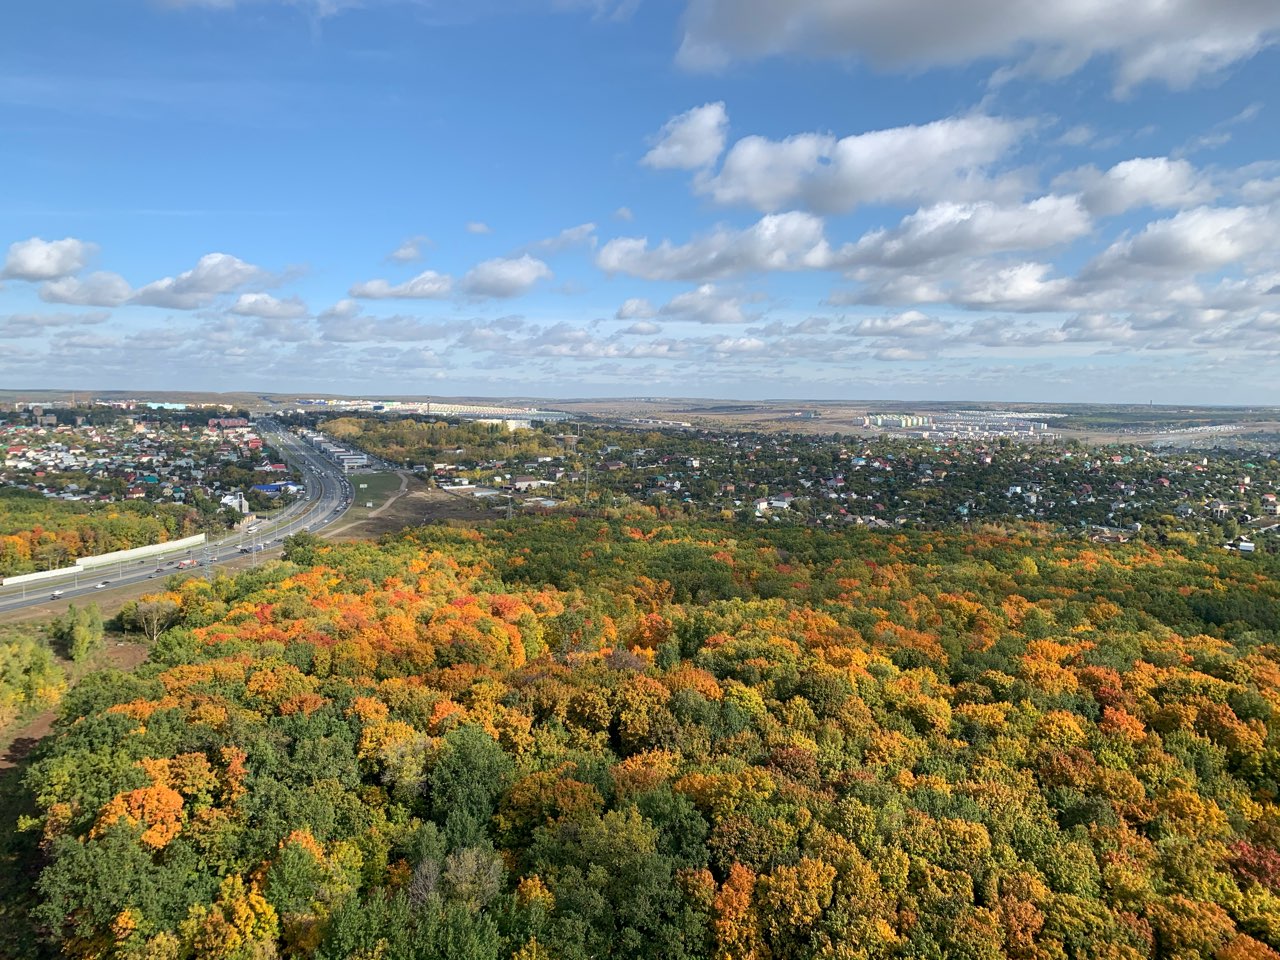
(428, 725, 515, 851)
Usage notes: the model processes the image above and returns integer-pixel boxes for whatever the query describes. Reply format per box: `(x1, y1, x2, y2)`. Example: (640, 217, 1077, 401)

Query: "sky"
(2, 1, 1279, 404)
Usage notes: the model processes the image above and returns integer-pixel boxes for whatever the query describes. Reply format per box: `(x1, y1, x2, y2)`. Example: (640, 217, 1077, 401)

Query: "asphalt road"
(0, 421, 354, 617)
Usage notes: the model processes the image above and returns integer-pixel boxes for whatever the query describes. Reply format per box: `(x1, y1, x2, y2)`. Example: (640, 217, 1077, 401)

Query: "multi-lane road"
(0, 421, 353, 616)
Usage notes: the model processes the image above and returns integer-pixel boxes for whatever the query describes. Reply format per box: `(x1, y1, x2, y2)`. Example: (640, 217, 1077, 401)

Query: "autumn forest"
(1, 513, 1278, 959)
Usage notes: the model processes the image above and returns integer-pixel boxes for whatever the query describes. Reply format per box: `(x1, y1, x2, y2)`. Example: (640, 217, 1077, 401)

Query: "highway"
(0, 421, 353, 617)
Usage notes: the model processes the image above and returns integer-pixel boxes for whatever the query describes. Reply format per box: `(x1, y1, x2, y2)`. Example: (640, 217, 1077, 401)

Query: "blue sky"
(2, 1, 1279, 403)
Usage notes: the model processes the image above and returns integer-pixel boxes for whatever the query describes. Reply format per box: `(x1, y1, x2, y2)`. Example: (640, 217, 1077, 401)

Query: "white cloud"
(622, 320, 662, 335)
(131, 252, 268, 309)
(954, 261, 1074, 310)
(659, 284, 750, 324)
(349, 269, 453, 300)
(597, 211, 832, 281)
(700, 113, 1024, 213)
(615, 297, 657, 320)
(964, 313, 1140, 349)
(848, 310, 949, 339)
(251, 315, 313, 342)
(459, 255, 552, 298)
(230, 292, 309, 319)
(529, 222, 597, 254)
(709, 335, 767, 354)
(1056, 124, 1095, 147)
(840, 195, 1092, 269)
(318, 298, 362, 320)
(40, 271, 132, 307)
(1083, 204, 1279, 280)
(1241, 176, 1280, 204)
(614, 206, 635, 221)
(873, 346, 933, 362)
(0, 311, 109, 338)
(54, 332, 121, 352)
(388, 235, 429, 263)
(1062, 157, 1215, 215)
(2, 237, 96, 281)
(642, 102, 728, 170)
(675, 0, 1280, 94)
(466, 221, 492, 235)
(319, 314, 455, 342)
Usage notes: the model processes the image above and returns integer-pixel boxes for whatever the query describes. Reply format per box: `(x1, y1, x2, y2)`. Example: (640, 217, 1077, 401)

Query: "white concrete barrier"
(78, 534, 207, 569)
(2, 565, 85, 587)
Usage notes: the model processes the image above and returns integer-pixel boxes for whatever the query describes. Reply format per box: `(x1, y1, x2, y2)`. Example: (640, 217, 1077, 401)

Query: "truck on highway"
(177, 559, 198, 569)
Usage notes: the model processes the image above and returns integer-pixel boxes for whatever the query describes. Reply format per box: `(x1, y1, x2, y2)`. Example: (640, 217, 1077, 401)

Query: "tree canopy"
(15, 517, 1280, 959)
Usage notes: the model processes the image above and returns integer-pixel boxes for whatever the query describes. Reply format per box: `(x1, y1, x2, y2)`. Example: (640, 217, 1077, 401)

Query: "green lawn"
(342, 472, 405, 521)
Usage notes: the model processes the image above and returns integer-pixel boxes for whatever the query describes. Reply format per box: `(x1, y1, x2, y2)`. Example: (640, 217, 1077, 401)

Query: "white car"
(95, 581, 109, 589)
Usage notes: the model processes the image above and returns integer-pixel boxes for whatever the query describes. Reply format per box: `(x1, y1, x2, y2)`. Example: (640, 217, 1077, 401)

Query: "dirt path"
(0, 640, 149, 771)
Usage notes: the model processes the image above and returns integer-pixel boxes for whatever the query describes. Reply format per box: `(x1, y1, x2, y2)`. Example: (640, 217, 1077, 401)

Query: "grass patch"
(341, 472, 405, 522)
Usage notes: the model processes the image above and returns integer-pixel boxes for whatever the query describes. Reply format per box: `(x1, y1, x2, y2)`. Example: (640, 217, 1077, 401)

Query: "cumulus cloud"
(840, 195, 1092, 269)
(1056, 124, 1095, 147)
(462, 321, 690, 361)
(965, 312, 1139, 348)
(597, 212, 832, 281)
(659, 284, 751, 324)
(53, 332, 121, 352)
(699, 113, 1025, 213)
(528, 222, 597, 254)
(459, 255, 552, 298)
(318, 298, 362, 321)
(388, 235, 429, 263)
(615, 297, 657, 320)
(709, 335, 767, 354)
(40, 272, 133, 307)
(319, 314, 455, 342)
(466, 221, 492, 235)
(349, 269, 453, 300)
(1061, 157, 1216, 215)
(230, 292, 309, 319)
(642, 102, 728, 170)
(131, 252, 269, 309)
(873, 346, 933, 362)
(251, 315, 313, 342)
(1083, 204, 1279, 280)
(0, 311, 110, 338)
(675, 0, 1280, 94)
(844, 258, 1080, 313)
(952, 261, 1075, 311)
(2, 237, 96, 281)
(622, 320, 662, 335)
(848, 310, 949, 339)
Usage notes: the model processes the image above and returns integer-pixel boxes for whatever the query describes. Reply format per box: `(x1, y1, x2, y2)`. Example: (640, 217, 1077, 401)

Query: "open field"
(341, 471, 409, 520)
(326, 479, 491, 540)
